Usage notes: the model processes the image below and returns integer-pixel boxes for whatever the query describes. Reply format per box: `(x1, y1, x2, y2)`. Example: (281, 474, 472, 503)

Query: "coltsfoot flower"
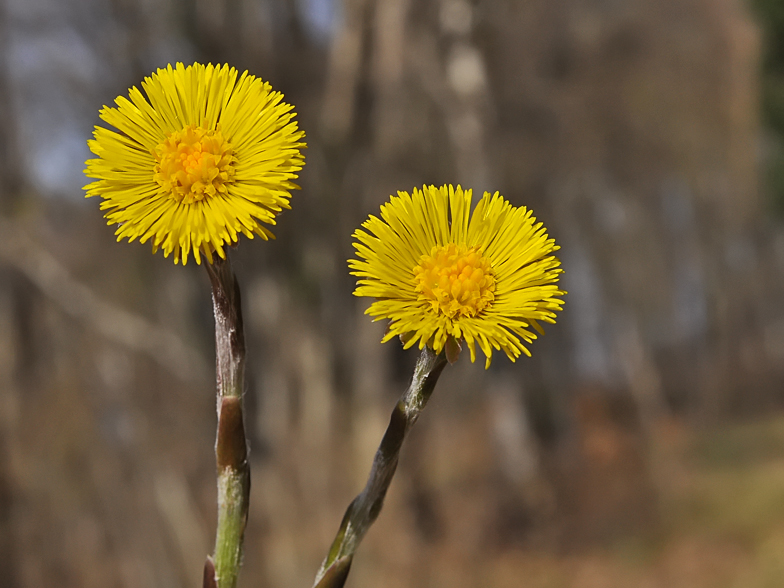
(85, 62, 305, 264)
(350, 185, 565, 367)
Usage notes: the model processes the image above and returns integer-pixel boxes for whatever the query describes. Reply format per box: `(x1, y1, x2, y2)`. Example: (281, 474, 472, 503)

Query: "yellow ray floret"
(84, 62, 306, 265)
(349, 185, 565, 368)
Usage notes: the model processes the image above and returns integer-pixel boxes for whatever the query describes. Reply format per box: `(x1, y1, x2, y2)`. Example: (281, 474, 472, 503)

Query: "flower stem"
(312, 346, 448, 588)
(204, 256, 250, 588)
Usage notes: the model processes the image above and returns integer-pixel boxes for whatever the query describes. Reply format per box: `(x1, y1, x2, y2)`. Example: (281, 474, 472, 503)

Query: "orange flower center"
(154, 125, 235, 204)
(414, 243, 496, 318)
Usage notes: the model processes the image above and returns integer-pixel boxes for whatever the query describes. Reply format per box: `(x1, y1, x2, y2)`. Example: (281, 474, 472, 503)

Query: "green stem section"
(312, 346, 448, 588)
(204, 256, 250, 588)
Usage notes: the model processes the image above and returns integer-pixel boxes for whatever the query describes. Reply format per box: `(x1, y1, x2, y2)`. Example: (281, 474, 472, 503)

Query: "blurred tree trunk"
(0, 0, 23, 581)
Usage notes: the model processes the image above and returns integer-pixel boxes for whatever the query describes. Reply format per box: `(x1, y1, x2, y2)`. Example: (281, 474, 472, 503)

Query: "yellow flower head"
(85, 62, 306, 264)
(350, 185, 565, 368)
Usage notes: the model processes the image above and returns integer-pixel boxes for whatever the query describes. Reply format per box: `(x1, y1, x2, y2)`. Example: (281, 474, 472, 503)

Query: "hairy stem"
(312, 346, 448, 588)
(204, 256, 250, 588)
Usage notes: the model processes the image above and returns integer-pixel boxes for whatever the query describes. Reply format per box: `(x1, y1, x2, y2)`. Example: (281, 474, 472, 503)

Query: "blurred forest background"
(2, 0, 784, 586)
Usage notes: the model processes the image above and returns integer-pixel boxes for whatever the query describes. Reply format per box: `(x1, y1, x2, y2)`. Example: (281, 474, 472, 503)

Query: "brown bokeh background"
(2, 0, 784, 586)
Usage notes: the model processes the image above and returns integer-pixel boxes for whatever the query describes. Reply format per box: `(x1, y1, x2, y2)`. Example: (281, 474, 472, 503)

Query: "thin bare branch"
(0, 216, 207, 382)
